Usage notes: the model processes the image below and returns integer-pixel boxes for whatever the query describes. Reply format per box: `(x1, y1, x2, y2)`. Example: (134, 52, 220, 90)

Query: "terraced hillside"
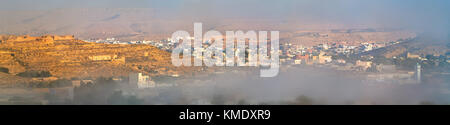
(0, 35, 193, 84)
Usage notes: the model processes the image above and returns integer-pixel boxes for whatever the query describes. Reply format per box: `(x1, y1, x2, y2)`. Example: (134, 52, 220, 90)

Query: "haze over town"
(0, 0, 448, 105)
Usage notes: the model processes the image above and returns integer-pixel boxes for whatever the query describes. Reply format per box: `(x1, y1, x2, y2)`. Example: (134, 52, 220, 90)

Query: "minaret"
(416, 63, 421, 83)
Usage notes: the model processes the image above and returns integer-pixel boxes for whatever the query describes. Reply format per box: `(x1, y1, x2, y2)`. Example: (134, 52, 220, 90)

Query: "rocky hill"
(0, 35, 192, 84)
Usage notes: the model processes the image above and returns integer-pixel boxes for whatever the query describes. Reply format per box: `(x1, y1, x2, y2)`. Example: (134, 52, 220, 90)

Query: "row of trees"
(0, 67, 8, 73)
(26, 79, 72, 88)
(16, 70, 52, 77)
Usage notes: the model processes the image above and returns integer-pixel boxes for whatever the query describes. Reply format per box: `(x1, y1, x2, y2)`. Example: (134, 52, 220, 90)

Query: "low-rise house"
(376, 64, 396, 73)
(129, 73, 155, 89)
(407, 53, 421, 59)
(294, 59, 302, 64)
(355, 60, 372, 71)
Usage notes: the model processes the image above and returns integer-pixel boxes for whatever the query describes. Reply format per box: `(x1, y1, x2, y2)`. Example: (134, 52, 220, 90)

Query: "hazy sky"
(1, 0, 449, 39)
(3, 0, 448, 23)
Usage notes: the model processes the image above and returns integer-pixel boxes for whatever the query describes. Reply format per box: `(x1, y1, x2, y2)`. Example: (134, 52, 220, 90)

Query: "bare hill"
(0, 35, 194, 84)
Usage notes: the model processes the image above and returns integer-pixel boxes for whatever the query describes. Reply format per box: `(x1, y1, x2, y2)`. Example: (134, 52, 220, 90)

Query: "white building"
(106, 38, 116, 41)
(363, 44, 373, 51)
(416, 63, 421, 83)
(129, 73, 155, 89)
(294, 59, 302, 64)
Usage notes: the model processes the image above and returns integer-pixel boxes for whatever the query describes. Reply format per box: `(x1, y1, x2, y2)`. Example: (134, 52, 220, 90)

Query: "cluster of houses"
(85, 37, 177, 52)
(279, 40, 429, 86)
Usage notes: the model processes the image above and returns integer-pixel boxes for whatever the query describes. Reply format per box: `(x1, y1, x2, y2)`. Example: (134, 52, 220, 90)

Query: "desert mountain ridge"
(0, 8, 414, 43)
(0, 34, 197, 85)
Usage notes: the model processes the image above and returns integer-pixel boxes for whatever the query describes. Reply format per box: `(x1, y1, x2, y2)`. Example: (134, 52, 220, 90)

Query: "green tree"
(107, 91, 126, 105)
(419, 101, 435, 105)
(292, 95, 314, 105)
(17, 70, 52, 77)
(211, 94, 226, 105)
(0, 67, 8, 73)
